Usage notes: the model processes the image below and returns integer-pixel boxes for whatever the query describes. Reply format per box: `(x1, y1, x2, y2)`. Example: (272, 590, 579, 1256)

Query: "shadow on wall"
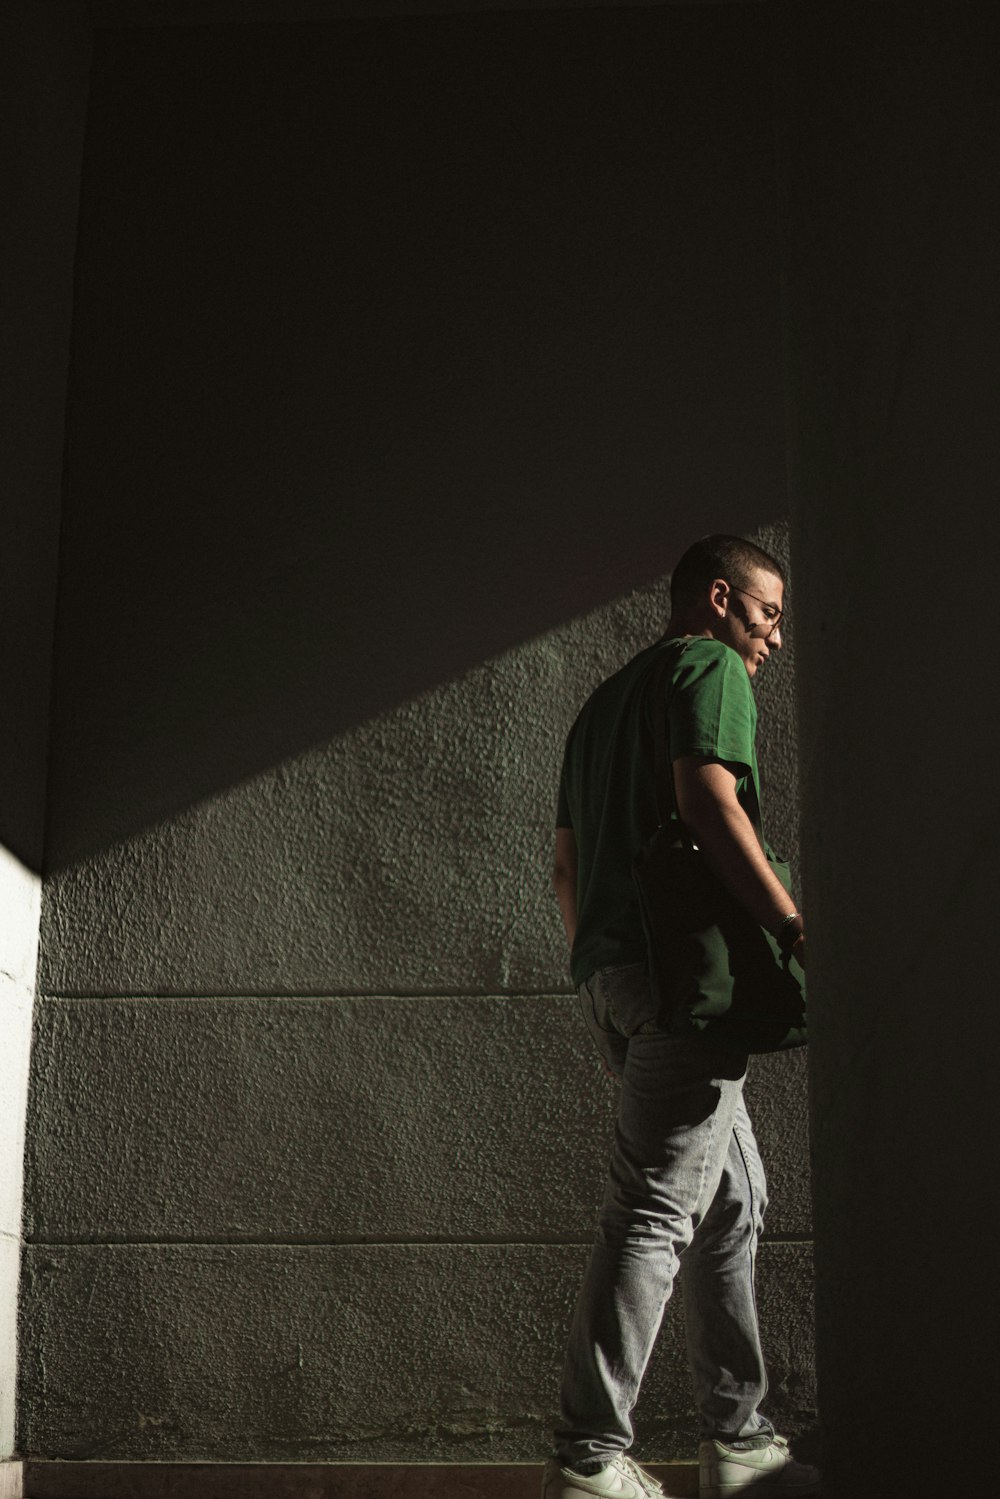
(36, 6, 786, 872)
(37, 538, 797, 998)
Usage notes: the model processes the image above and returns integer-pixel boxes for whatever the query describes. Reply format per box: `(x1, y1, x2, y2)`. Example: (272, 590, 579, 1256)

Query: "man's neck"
(665, 620, 714, 640)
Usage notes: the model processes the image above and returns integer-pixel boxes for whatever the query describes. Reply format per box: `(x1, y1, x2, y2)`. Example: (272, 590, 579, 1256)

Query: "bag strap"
(648, 637, 765, 849)
(649, 641, 681, 830)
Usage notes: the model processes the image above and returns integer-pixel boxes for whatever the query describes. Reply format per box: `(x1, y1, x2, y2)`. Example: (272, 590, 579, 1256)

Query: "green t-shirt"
(556, 634, 766, 988)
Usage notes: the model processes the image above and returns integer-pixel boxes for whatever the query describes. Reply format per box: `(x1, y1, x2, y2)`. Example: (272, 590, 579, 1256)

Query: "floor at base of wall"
(17, 1462, 699, 1499)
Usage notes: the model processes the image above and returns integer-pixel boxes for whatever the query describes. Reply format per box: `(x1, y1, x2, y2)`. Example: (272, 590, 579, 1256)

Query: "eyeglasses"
(730, 586, 785, 637)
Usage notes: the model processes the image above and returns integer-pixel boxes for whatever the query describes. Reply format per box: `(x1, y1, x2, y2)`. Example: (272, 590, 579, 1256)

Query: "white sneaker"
(542, 1453, 665, 1498)
(699, 1435, 820, 1497)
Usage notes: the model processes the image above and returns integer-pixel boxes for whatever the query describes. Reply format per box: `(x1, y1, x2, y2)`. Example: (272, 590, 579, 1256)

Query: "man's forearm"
(553, 871, 578, 949)
(685, 798, 797, 935)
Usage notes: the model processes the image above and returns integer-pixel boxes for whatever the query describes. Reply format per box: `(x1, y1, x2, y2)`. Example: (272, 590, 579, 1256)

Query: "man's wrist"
(774, 911, 804, 954)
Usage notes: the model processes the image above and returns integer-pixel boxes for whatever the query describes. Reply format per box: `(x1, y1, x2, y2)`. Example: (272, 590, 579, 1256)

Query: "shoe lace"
(615, 1454, 664, 1497)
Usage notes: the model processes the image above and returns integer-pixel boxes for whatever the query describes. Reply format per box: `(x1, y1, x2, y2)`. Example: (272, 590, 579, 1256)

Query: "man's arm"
(552, 827, 578, 949)
(673, 756, 805, 961)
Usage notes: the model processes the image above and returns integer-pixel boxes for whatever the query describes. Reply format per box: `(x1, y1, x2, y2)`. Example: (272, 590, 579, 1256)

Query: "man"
(543, 535, 819, 1499)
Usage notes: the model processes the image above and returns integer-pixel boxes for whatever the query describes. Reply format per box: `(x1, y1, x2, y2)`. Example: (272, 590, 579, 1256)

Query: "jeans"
(555, 962, 773, 1473)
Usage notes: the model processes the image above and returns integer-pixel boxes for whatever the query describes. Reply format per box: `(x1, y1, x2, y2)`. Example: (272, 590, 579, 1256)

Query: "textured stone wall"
(22, 8, 815, 1466)
(0, 0, 91, 1461)
(26, 536, 813, 1463)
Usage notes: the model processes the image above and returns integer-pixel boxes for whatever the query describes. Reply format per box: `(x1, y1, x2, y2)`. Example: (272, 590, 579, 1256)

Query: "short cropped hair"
(669, 534, 785, 615)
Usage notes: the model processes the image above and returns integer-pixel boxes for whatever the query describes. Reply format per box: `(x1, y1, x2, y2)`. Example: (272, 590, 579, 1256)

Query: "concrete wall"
(23, 6, 815, 1464)
(776, 5, 1000, 1494)
(0, 0, 91, 1463)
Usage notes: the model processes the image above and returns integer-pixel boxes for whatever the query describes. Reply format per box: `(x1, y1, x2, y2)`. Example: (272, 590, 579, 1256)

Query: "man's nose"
(769, 623, 783, 649)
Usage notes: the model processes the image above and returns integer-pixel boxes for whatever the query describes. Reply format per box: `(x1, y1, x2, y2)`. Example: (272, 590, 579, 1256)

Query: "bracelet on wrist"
(775, 911, 804, 954)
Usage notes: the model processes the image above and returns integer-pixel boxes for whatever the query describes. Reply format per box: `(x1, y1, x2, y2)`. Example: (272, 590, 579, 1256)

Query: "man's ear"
(708, 577, 730, 619)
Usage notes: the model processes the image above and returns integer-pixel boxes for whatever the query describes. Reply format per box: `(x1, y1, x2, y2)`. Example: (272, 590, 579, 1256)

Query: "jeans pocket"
(598, 962, 660, 1038)
(578, 977, 629, 1078)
